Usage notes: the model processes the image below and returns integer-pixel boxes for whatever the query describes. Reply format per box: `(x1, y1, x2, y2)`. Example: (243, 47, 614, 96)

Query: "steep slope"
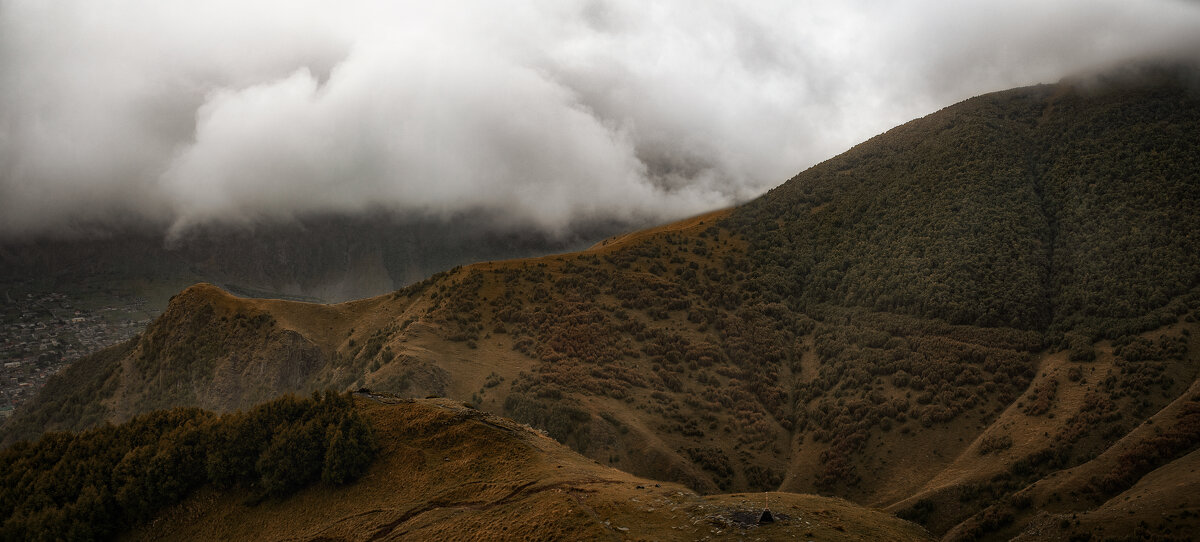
(964, 381, 1200, 541)
(731, 62, 1200, 337)
(5, 60, 1200, 541)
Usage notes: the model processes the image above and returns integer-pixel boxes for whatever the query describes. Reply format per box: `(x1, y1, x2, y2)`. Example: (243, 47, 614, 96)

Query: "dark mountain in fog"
(0, 212, 629, 303)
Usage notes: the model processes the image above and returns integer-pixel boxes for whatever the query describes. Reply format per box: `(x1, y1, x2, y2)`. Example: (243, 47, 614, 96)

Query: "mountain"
(0, 212, 618, 418)
(5, 60, 1200, 541)
(2, 394, 931, 541)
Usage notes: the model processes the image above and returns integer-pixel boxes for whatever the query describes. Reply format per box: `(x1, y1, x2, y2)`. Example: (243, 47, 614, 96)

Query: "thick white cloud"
(2, 0, 1199, 237)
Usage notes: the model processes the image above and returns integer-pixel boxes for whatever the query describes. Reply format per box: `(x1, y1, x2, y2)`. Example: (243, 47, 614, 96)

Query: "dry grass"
(584, 208, 733, 254)
(127, 397, 930, 542)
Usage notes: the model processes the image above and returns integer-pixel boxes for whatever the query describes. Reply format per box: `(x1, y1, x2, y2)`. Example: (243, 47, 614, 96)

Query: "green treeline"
(0, 391, 376, 542)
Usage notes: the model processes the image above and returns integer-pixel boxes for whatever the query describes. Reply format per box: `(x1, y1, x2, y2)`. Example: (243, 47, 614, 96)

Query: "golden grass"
(585, 208, 733, 254)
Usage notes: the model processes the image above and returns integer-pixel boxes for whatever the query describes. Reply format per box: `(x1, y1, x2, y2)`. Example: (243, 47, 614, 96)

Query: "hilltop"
(5, 60, 1200, 540)
(0, 212, 621, 422)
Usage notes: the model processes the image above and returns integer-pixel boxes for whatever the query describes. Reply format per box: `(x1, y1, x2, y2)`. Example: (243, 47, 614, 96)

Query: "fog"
(3, 0, 1199, 239)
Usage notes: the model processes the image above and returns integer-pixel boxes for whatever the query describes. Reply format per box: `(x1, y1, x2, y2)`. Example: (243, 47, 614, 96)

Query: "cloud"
(2, 0, 1199, 238)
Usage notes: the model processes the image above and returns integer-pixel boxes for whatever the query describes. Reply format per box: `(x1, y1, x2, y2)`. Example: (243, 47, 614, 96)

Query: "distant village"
(1, 290, 155, 421)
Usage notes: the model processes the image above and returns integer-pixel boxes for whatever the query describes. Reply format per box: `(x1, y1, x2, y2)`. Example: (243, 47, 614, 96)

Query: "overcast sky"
(2, 0, 1199, 239)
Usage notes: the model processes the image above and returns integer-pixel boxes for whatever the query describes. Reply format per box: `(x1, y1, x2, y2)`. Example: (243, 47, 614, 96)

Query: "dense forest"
(0, 392, 376, 541)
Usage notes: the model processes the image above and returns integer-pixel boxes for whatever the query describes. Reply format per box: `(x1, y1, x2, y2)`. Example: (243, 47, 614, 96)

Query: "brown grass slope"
(6, 60, 1200, 541)
(886, 320, 1200, 540)
(127, 395, 931, 542)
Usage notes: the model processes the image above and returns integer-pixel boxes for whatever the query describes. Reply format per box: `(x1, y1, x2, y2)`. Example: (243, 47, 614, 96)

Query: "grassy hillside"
(1, 393, 929, 541)
(4, 60, 1199, 541)
(132, 395, 931, 541)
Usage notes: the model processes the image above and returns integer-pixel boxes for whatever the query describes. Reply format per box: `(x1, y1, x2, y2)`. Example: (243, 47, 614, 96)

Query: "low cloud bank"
(2, 0, 1199, 238)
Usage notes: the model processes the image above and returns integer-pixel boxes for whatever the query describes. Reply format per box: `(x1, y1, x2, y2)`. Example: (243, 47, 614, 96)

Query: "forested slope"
(731, 62, 1200, 337)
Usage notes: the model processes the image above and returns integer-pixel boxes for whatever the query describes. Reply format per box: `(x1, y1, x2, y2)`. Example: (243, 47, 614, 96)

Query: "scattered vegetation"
(977, 434, 1013, 455)
(1085, 395, 1200, 498)
(728, 67, 1200, 340)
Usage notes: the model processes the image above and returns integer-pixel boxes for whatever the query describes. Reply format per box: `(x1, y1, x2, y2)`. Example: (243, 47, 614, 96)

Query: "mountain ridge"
(5, 60, 1200, 541)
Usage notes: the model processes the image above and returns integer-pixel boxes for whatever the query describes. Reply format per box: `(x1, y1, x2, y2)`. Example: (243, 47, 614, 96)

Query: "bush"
(978, 434, 1014, 455)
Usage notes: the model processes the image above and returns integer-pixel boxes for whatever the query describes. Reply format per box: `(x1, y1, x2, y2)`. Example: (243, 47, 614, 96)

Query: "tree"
(257, 419, 325, 497)
(322, 415, 378, 485)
